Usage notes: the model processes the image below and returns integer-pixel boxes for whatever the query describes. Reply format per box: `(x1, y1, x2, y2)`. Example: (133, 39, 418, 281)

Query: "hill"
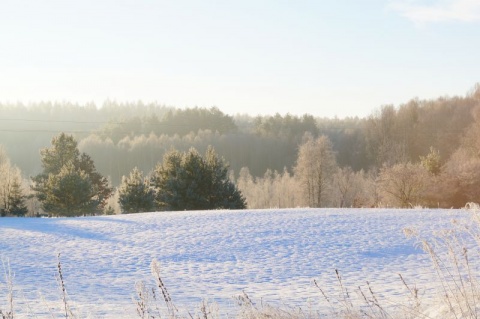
(0, 208, 470, 318)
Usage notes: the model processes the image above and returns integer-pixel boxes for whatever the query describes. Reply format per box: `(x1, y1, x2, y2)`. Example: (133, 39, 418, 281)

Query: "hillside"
(0, 208, 470, 318)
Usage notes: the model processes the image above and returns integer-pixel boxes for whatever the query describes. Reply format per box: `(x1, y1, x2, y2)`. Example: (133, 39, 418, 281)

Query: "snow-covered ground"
(0, 208, 471, 318)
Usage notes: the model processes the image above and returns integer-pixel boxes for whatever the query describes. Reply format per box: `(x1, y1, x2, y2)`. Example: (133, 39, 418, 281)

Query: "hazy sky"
(1, 0, 479, 118)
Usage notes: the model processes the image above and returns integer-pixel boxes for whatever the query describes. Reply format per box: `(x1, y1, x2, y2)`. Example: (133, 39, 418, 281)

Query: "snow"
(0, 208, 471, 318)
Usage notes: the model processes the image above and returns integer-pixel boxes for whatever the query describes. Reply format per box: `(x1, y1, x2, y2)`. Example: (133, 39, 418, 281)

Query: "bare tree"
(462, 105, 480, 158)
(365, 105, 407, 167)
(439, 149, 480, 208)
(294, 134, 337, 207)
(272, 167, 299, 208)
(332, 167, 368, 208)
(236, 167, 300, 209)
(378, 162, 429, 208)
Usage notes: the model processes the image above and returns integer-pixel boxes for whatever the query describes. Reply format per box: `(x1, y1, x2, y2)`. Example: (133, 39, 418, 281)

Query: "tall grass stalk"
(403, 203, 480, 318)
(55, 254, 78, 319)
(0, 258, 14, 319)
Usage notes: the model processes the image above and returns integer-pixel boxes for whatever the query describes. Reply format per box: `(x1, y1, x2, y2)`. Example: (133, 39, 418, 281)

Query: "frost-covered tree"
(378, 162, 429, 208)
(462, 104, 480, 157)
(365, 105, 406, 167)
(331, 167, 369, 208)
(32, 133, 112, 216)
(118, 167, 155, 214)
(294, 134, 337, 207)
(236, 167, 300, 209)
(438, 149, 480, 208)
(151, 146, 246, 211)
(0, 146, 28, 216)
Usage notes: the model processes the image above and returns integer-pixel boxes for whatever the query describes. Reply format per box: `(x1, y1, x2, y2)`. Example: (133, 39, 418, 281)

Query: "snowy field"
(0, 208, 472, 318)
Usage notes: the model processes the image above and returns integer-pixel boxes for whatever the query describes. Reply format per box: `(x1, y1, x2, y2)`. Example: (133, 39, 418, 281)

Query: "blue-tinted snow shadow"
(0, 217, 137, 242)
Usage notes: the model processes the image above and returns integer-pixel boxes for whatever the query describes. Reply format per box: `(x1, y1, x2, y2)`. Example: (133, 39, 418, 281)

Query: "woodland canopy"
(1, 84, 480, 214)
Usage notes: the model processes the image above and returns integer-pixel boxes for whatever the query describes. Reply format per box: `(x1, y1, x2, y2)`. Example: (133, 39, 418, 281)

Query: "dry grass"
(0, 259, 14, 319)
(402, 203, 480, 319)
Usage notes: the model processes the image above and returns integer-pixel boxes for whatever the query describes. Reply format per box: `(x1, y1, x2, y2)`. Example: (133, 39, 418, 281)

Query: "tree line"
(22, 133, 245, 216)
(0, 84, 479, 215)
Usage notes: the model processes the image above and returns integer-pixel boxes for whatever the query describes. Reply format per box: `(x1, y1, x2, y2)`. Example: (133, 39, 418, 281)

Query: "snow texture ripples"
(0, 208, 468, 318)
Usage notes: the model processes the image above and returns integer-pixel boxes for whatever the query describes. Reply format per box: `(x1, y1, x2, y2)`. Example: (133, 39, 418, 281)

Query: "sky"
(0, 0, 479, 118)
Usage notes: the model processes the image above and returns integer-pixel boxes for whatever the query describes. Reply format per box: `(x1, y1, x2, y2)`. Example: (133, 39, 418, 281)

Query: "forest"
(1, 84, 480, 214)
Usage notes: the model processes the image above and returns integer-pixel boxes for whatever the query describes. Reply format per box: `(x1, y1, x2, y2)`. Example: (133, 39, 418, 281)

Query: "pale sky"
(1, 0, 479, 118)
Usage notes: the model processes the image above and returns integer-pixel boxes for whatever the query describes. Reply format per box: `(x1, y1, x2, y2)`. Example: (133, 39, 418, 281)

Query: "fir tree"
(118, 167, 155, 214)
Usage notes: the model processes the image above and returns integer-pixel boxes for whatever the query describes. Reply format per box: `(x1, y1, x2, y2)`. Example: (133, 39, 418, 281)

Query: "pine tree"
(205, 147, 246, 209)
(41, 133, 80, 175)
(0, 147, 28, 216)
(151, 149, 185, 210)
(77, 153, 112, 210)
(32, 133, 112, 216)
(7, 179, 28, 216)
(118, 167, 155, 214)
(151, 146, 246, 211)
(43, 162, 95, 216)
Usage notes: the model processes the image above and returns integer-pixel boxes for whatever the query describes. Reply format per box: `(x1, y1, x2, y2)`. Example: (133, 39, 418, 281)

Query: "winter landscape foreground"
(0, 208, 476, 318)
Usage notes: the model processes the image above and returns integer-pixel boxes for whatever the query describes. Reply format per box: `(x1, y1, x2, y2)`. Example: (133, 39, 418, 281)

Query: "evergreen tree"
(32, 133, 112, 216)
(0, 147, 28, 216)
(152, 149, 184, 210)
(7, 179, 28, 216)
(204, 147, 246, 209)
(77, 153, 112, 210)
(420, 147, 441, 176)
(41, 133, 80, 175)
(43, 162, 95, 216)
(151, 146, 246, 211)
(118, 167, 155, 214)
